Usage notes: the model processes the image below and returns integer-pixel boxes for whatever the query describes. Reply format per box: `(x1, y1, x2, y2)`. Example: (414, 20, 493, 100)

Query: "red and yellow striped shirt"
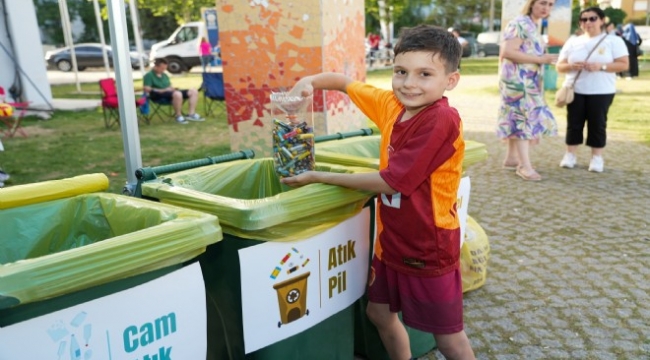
(346, 81, 464, 277)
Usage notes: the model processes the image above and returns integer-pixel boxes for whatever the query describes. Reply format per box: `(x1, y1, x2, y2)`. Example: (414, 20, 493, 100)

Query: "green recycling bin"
(0, 174, 222, 327)
(314, 132, 488, 359)
(140, 158, 375, 360)
(316, 134, 488, 171)
(544, 46, 562, 91)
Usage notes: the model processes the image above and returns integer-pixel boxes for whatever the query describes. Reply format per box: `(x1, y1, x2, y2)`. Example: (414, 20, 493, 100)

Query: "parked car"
(476, 31, 501, 57)
(45, 43, 148, 72)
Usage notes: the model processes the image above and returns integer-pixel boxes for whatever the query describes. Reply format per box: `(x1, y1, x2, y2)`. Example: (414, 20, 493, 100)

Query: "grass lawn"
(2, 58, 649, 193)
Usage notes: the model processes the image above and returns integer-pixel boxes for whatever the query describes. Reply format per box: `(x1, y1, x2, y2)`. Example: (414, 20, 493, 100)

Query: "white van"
(476, 31, 501, 57)
(148, 21, 205, 74)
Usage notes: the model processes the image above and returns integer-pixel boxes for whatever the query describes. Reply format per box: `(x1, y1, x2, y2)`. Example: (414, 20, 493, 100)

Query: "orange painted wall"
(217, 0, 366, 155)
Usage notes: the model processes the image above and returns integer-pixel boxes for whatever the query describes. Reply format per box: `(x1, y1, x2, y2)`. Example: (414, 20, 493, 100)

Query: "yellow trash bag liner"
(461, 216, 490, 293)
(141, 158, 374, 241)
(0, 192, 222, 309)
(315, 135, 488, 170)
(0, 173, 109, 210)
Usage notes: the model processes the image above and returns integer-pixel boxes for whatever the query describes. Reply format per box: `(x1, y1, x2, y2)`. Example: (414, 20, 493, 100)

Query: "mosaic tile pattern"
(217, 0, 366, 156)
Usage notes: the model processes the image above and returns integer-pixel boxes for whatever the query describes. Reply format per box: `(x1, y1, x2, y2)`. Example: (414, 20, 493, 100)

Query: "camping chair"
(0, 86, 30, 138)
(99, 78, 148, 129)
(200, 72, 226, 117)
(144, 92, 176, 123)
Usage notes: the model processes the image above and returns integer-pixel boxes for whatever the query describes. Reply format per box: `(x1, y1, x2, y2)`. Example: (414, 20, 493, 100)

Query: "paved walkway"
(415, 75, 650, 359)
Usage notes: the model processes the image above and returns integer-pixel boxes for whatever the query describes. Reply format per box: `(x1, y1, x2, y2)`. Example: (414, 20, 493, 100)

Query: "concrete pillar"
(216, 0, 367, 156)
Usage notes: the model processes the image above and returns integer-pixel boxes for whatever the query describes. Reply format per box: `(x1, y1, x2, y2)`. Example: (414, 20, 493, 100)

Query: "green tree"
(425, 0, 502, 31)
(372, 0, 502, 38)
(136, 0, 215, 24)
(34, 0, 65, 45)
(603, 7, 627, 27)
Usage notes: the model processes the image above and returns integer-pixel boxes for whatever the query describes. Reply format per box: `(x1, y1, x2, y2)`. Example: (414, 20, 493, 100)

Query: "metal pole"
(106, 0, 143, 195)
(388, 6, 394, 44)
(128, 0, 146, 77)
(488, 0, 495, 31)
(92, 0, 111, 76)
(377, 0, 388, 43)
(59, 0, 80, 92)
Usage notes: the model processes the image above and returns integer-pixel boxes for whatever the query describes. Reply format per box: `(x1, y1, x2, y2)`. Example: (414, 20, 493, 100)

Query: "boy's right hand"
(280, 171, 315, 187)
(289, 76, 315, 98)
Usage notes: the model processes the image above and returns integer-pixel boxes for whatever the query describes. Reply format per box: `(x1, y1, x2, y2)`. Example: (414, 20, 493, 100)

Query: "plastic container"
(0, 174, 222, 326)
(270, 92, 315, 178)
(140, 158, 375, 359)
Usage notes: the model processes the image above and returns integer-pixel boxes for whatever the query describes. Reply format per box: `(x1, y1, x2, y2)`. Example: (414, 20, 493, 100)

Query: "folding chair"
(200, 72, 226, 117)
(99, 78, 148, 129)
(0, 86, 30, 138)
(144, 94, 175, 123)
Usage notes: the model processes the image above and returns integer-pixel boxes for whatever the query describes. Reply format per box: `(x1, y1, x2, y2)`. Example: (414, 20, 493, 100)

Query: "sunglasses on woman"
(579, 16, 599, 23)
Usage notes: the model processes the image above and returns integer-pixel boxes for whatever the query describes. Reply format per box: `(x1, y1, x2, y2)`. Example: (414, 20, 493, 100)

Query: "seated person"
(143, 58, 203, 124)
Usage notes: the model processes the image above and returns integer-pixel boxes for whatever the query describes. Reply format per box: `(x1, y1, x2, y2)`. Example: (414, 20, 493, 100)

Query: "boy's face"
(392, 51, 459, 117)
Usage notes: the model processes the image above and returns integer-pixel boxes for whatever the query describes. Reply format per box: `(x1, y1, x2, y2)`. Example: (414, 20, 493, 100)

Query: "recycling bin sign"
(239, 208, 371, 353)
(0, 264, 207, 360)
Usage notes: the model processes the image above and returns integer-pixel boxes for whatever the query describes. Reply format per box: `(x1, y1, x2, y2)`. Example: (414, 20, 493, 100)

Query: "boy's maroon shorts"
(367, 256, 464, 334)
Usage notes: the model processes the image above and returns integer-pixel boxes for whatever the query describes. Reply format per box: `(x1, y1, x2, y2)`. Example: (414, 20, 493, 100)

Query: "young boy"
(282, 25, 475, 360)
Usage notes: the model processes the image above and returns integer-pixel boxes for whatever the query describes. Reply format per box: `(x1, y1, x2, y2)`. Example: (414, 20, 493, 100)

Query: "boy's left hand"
(280, 172, 315, 187)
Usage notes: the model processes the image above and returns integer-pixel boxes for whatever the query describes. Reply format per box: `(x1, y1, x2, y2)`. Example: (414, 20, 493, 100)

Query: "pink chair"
(99, 78, 148, 129)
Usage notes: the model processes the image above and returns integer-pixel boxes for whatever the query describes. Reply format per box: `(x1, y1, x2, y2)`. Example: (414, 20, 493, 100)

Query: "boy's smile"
(392, 51, 459, 120)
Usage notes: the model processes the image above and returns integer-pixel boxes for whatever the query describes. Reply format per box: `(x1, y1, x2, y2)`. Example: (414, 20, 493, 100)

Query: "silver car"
(45, 43, 148, 72)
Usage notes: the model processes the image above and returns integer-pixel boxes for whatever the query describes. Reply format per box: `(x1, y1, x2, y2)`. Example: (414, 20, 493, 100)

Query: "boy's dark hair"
(154, 58, 168, 66)
(394, 25, 461, 73)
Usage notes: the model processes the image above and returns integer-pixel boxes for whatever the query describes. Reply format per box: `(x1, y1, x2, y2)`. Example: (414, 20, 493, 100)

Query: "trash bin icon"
(273, 272, 310, 327)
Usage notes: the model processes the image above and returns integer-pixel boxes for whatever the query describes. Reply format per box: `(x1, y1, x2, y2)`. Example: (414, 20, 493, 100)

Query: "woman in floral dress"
(497, 0, 559, 181)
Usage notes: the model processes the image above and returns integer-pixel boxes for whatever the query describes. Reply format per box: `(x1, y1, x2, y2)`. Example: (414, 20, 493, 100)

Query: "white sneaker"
(559, 153, 576, 169)
(588, 156, 604, 173)
(176, 115, 188, 124)
(185, 113, 204, 122)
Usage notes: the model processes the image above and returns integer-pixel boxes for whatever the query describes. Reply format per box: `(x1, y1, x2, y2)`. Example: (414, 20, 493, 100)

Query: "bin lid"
(315, 136, 488, 170)
(0, 192, 222, 309)
(0, 173, 109, 210)
(141, 158, 374, 241)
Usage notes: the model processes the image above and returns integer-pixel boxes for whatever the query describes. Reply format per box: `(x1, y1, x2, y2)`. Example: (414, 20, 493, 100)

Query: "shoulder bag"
(555, 34, 608, 108)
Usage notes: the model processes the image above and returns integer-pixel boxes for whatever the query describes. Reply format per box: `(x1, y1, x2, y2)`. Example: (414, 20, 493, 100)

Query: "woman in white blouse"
(555, 7, 628, 173)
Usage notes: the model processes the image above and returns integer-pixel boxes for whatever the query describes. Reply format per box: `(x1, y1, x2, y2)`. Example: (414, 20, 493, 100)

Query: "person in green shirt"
(143, 58, 203, 124)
